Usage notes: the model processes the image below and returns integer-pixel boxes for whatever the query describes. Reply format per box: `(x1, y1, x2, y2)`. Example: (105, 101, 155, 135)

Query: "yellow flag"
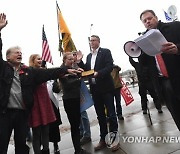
(57, 4, 77, 53)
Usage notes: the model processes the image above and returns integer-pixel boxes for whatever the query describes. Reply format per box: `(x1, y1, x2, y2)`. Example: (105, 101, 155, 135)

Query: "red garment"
(29, 83, 56, 127)
(156, 54, 169, 77)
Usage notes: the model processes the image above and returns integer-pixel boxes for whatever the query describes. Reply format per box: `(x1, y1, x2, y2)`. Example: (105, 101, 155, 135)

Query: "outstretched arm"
(67, 68, 81, 75)
(0, 13, 8, 31)
(0, 13, 8, 62)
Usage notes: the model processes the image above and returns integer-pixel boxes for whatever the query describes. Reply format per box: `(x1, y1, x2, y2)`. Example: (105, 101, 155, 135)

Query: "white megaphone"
(123, 41, 142, 58)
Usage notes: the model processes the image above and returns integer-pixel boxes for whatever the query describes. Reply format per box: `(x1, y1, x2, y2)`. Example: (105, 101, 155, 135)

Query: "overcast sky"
(0, 0, 180, 72)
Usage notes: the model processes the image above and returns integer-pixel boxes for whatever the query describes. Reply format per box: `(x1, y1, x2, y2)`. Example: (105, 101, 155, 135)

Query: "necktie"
(156, 54, 169, 77)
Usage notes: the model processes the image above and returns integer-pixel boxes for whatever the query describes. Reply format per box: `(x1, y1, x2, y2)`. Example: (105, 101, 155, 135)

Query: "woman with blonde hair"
(29, 54, 56, 154)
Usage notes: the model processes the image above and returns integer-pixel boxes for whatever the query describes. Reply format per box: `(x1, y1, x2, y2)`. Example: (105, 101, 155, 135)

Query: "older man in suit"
(78, 35, 119, 152)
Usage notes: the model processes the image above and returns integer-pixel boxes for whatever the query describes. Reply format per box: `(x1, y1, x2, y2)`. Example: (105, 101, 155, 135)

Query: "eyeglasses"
(67, 58, 74, 61)
(90, 39, 98, 42)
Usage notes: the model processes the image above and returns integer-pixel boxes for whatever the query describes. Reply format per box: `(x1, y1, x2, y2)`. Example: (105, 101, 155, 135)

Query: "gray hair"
(6, 46, 21, 56)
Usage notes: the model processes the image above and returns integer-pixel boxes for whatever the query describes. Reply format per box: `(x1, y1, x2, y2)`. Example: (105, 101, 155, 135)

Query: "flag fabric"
(164, 11, 172, 21)
(56, 3, 77, 53)
(120, 78, 134, 106)
(80, 80, 94, 112)
(42, 26, 53, 64)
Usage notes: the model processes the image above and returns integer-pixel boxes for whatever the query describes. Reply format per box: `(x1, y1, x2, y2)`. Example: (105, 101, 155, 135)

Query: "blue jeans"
(80, 111, 91, 138)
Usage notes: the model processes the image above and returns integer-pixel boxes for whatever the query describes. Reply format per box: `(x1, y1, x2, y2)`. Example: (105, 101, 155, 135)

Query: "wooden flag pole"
(56, 1, 63, 56)
(88, 24, 93, 51)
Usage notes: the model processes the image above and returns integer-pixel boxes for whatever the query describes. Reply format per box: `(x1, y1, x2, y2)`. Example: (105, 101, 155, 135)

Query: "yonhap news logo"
(122, 136, 180, 143)
(105, 133, 180, 144)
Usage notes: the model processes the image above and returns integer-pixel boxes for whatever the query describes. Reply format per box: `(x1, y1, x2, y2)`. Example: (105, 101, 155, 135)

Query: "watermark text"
(122, 136, 180, 143)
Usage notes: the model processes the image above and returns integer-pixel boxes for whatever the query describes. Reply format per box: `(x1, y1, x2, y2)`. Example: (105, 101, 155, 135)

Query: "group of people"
(0, 12, 124, 154)
(1, 7, 180, 154)
(0, 13, 82, 154)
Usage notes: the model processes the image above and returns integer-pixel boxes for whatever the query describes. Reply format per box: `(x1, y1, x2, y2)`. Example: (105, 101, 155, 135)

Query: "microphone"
(90, 24, 93, 36)
(138, 32, 142, 36)
(138, 31, 146, 36)
(88, 24, 94, 51)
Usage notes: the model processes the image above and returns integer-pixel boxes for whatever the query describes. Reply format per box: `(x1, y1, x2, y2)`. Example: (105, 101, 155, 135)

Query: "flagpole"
(56, 0, 63, 56)
(88, 24, 93, 51)
(42, 25, 53, 65)
(89, 24, 93, 36)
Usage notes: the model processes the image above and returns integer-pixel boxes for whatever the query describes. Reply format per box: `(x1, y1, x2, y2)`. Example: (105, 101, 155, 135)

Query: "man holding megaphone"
(135, 9, 180, 131)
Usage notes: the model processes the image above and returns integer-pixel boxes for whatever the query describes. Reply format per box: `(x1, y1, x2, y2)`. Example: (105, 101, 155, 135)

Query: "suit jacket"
(79, 47, 114, 94)
(129, 56, 152, 83)
(142, 20, 180, 99)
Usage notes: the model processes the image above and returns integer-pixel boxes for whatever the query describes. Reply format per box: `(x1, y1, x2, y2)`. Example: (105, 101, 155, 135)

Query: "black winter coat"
(0, 35, 67, 114)
(141, 21, 180, 99)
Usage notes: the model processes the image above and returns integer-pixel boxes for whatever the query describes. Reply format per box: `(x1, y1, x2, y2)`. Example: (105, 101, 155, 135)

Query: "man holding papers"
(139, 10, 180, 130)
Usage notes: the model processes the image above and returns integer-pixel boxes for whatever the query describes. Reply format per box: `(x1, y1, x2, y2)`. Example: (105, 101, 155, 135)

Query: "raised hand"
(0, 13, 8, 31)
(76, 50, 83, 63)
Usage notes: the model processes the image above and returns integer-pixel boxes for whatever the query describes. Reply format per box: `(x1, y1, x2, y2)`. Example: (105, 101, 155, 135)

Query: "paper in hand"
(134, 29, 167, 56)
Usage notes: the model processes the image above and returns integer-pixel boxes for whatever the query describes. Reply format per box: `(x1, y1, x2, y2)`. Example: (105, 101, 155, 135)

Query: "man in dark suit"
(129, 56, 162, 114)
(139, 10, 180, 130)
(79, 35, 119, 152)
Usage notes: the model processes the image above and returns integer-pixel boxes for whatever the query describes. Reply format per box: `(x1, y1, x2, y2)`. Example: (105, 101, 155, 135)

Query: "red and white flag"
(120, 77, 134, 106)
(42, 25, 53, 64)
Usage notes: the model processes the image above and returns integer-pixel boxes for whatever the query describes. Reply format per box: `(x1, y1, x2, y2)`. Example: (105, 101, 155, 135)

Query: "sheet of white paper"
(134, 29, 167, 56)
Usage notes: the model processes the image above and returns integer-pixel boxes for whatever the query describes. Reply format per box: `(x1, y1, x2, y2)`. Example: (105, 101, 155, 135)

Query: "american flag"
(164, 11, 172, 21)
(42, 25, 53, 64)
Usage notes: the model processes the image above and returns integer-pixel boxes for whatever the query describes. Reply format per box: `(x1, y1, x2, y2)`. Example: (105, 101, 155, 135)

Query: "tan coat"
(111, 65, 123, 89)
